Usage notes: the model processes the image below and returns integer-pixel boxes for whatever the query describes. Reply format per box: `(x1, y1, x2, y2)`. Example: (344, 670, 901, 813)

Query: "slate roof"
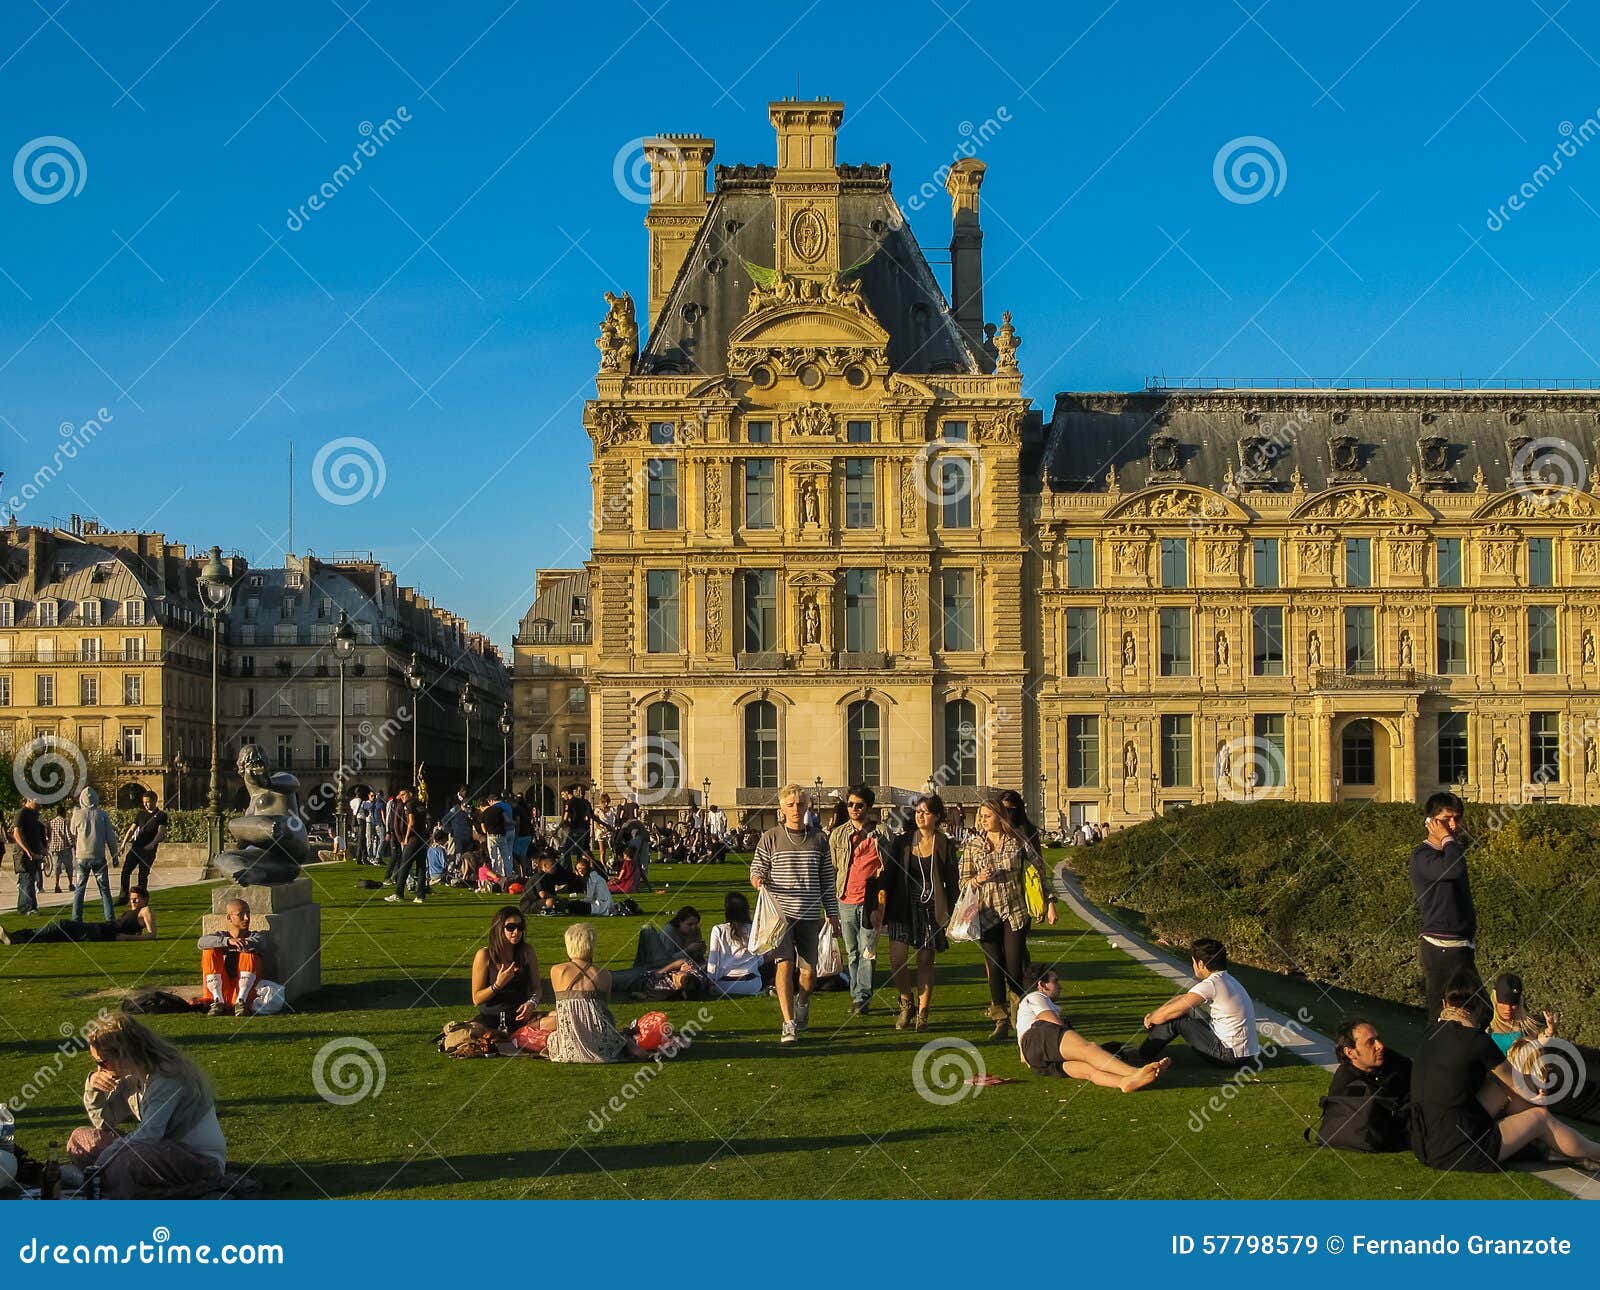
(516, 570, 591, 645)
(640, 165, 986, 377)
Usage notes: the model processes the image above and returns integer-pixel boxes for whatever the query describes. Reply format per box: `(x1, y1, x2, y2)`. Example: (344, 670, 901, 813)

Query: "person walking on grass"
(116, 792, 168, 907)
(69, 787, 119, 924)
(47, 804, 73, 894)
(751, 785, 840, 1044)
(386, 788, 430, 904)
(882, 793, 961, 1031)
(11, 795, 47, 915)
(1410, 791, 1475, 1023)
(828, 784, 888, 1017)
(960, 797, 1052, 1043)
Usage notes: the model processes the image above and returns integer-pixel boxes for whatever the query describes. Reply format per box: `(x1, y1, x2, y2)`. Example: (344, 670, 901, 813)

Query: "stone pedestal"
(201, 877, 321, 1003)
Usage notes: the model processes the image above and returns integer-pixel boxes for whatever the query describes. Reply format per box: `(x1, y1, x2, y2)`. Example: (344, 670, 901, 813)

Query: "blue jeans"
(73, 859, 114, 923)
(16, 861, 40, 914)
(837, 902, 875, 1004)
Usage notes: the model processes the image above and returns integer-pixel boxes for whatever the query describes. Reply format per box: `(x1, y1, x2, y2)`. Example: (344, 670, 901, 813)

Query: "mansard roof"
(640, 166, 985, 378)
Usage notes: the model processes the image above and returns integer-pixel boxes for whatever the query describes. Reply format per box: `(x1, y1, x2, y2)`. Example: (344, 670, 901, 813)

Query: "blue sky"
(5, 0, 1600, 646)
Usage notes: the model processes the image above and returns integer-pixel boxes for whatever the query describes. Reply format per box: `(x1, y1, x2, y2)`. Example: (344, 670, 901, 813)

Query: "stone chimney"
(643, 134, 715, 328)
(768, 98, 844, 280)
(946, 157, 986, 352)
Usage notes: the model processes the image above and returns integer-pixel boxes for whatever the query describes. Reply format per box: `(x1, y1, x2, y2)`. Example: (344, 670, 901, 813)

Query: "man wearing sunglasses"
(828, 784, 889, 1016)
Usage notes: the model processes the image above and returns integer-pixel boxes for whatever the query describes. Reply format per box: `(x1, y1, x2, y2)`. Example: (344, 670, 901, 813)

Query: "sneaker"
(779, 1021, 798, 1044)
(412, 898, 425, 905)
(207, 1000, 227, 1017)
(847, 1001, 864, 1016)
(233, 1001, 251, 1018)
(794, 994, 810, 1032)
(895, 998, 915, 1030)
(914, 1008, 929, 1032)
(383, 894, 400, 903)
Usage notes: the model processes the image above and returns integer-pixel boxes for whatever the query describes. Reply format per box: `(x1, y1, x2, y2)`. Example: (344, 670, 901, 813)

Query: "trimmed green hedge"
(1067, 801, 1600, 1046)
(107, 808, 225, 844)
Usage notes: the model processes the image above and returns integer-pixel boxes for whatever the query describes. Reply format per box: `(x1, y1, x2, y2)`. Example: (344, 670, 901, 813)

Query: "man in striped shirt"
(751, 784, 841, 1044)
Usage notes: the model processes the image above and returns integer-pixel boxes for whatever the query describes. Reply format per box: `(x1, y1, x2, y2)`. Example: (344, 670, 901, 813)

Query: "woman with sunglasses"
(471, 906, 541, 1033)
(882, 793, 962, 1030)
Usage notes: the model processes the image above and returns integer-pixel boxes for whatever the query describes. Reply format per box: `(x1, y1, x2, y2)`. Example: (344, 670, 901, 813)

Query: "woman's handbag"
(749, 887, 788, 954)
(946, 884, 985, 942)
(1024, 863, 1046, 919)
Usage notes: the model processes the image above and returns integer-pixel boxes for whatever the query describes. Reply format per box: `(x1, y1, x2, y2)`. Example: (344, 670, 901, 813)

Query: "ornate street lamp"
(498, 704, 512, 796)
(172, 752, 187, 811)
(405, 651, 423, 787)
(332, 611, 358, 855)
(198, 547, 231, 859)
(702, 775, 711, 807)
(459, 684, 476, 793)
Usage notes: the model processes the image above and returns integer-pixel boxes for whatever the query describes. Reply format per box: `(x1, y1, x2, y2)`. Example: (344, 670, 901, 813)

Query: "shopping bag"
(251, 980, 287, 1015)
(749, 887, 788, 954)
(946, 884, 984, 942)
(814, 920, 843, 976)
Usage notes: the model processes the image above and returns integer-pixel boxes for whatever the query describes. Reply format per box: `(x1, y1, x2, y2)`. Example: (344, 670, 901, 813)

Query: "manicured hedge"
(1066, 801, 1600, 1046)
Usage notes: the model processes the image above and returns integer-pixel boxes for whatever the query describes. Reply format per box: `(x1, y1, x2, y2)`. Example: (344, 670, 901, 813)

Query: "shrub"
(1068, 801, 1600, 1046)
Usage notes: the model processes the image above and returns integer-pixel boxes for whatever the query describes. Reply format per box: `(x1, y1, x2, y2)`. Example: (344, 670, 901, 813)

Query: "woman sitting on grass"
(539, 922, 648, 1063)
(1017, 967, 1168, 1092)
(471, 906, 541, 1033)
(68, 1014, 226, 1199)
(705, 891, 769, 996)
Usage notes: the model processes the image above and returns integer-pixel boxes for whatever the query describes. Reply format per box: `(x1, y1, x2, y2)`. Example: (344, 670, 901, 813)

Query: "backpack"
(1305, 1089, 1407, 1153)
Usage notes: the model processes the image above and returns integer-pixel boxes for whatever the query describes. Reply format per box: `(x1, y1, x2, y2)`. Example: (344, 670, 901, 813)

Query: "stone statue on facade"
(1123, 741, 1138, 780)
(1494, 738, 1509, 777)
(1490, 629, 1505, 666)
(596, 291, 638, 374)
(993, 310, 1020, 374)
(1122, 631, 1136, 668)
(1585, 629, 1596, 667)
(1398, 630, 1413, 668)
(802, 596, 822, 646)
(213, 743, 309, 886)
(1215, 630, 1229, 668)
(801, 479, 820, 526)
(1308, 630, 1322, 668)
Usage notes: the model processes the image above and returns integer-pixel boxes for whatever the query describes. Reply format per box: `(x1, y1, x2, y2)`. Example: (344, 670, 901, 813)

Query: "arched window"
(642, 701, 683, 797)
(1341, 719, 1375, 786)
(846, 699, 881, 787)
(744, 701, 778, 789)
(943, 699, 978, 787)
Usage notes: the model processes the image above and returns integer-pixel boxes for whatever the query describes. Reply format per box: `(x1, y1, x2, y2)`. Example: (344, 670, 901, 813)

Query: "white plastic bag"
(814, 920, 842, 976)
(749, 887, 788, 954)
(946, 885, 984, 942)
(251, 980, 287, 1015)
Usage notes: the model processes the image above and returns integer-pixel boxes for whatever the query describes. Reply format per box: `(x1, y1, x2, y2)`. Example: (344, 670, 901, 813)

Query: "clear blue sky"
(5, 0, 1600, 646)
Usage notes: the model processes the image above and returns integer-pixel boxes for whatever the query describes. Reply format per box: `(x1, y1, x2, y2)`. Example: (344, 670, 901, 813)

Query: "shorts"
(772, 916, 823, 968)
(1020, 1017, 1071, 1078)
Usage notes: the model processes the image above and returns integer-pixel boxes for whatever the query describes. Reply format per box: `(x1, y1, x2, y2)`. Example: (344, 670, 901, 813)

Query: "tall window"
(1252, 538, 1280, 588)
(1528, 537, 1554, 587)
(944, 699, 978, 787)
(1066, 539, 1095, 588)
(122, 727, 145, 763)
(648, 421, 675, 445)
(940, 458, 972, 529)
(744, 459, 775, 529)
(1436, 538, 1462, 587)
(744, 701, 778, 789)
(1067, 715, 1099, 788)
(646, 459, 678, 530)
(124, 600, 145, 625)
(1344, 606, 1376, 672)
(1437, 713, 1468, 783)
(81, 600, 100, 624)
(644, 701, 683, 796)
(1436, 606, 1467, 674)
(1065, 608, 1098, 676)
(844, 459, 875, 528)
(1251, 607, 1284, 676)
(1531, 712, 1561, 783)
(38, 601, 58, 627)
(123, 674, 142, 705)
(846, 700, 881, 786)
(275, 734, 293, 769)
(1345, 538, 1372, 588)
(741, 570, 777, 653)
(79, 675, 98, 705)
(0, 676, 10, 705)
(846, 420, 873, 443)
(0, 600, 11, 626)
(645, 570, 680, 653)
(79, 637, 100, 661)
(37, 675, 55, 705)
(745, 420, 772, 444)
(1160, 715, 1193, 787)
(314, 738, 331, 770)
(1159, 608, 1192, 676)
(941, 569, 977, 651)
(843, 570, 878, 653)
(1527, 606, 1558, 674)
(1160, 539, 1188, 588)
(1252, 714, 1286, 788)
(1342, 720, 1376, 785)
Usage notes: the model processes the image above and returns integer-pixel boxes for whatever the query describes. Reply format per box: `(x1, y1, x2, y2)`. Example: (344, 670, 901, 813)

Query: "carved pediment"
(728, 295, 890, 352)
(1290, 485, 1431, 522)
(1472, 486, 1597, 520)
(1104, 486, 1244, 523)
(781, 402, 836, 439)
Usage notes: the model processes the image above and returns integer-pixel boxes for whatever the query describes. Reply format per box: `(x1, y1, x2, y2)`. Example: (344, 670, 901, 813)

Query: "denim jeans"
(73, 859, 115, 923)
(485, 834, 513, 880)
(837, 902, 875, 1004)
(15, 861, 40, 914)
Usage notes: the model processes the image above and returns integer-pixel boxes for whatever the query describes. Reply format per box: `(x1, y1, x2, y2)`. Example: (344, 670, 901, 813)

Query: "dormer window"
(92, 561, 111, 583)
(1418, 434, 1452, 485)
(570, 596, 589, 619)
(54, 561, 72, 581)
(81, 599, 100, 625)
(1329, 434, 1364, 481)
(248, 574, 264, 588)
(124, 600, 145, 625)
(1148, 432, 1182, 479)
(38, 600, 58, 627)
(286, 571, 304, 589)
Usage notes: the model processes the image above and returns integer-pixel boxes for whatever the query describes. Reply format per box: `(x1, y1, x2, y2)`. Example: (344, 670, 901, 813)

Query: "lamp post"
(172, 752, 187, 811)
(332, 611, 357, 856)
(536, 737, 548, 824)
(702, 775, 710, 809)
(1150, 768, 1159, 817)
(405, 651, 423, 789)
(498, 704, 512, 796)
(198, 547, 231, 859)
(813, 774, 824, 814)
(459, 684, 476, 794)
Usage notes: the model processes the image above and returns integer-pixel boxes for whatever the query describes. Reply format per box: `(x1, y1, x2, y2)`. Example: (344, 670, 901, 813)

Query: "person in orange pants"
(197, 898, 265, 1018)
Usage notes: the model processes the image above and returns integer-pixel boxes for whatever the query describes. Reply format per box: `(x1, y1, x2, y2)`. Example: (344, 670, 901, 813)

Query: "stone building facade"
(512, 568, 595, 813)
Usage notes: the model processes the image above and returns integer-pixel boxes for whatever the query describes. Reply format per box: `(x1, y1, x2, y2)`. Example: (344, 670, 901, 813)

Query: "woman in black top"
(882, 794, 961, 1032)
(1411, 981, 1600, 1171)
(470, 907, 540, 1033)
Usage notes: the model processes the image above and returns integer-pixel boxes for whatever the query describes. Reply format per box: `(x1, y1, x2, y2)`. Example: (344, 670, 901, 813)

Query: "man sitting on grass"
(522, 854, 580, 915)
(1313, 1018, 1412, 1151)
(1133, 938, 1261, 1070)
(197, 898, 266, 1018)
(1018, 967, 1168, 1091)
(0, 885, 157, 945)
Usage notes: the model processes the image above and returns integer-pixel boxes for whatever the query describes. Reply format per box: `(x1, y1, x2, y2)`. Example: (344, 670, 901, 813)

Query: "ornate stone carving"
(1489, 628, 1506, 665)
(1480, 526, 1518, 576)
(1123, 740, 1138, 780)
(704, 465, 723, 530)
(1215, 630, 1229, 667)
(899, 462, 919, 530)
(1122, 631, 1137, 668)
(1398, 630, 1413, 667)
(1494, 738, 1509, 776)
(977, 408, 1023, 444)
(800, 478, 820, 526)
(1390, 524, 1425, 575)
(993, 310, 1020, 374)
(1297, 525, 1336, 576)
(801, 594, 822, 646)
(1204, 528, 1242, 575)
(1308, 630, 1322, 668)
(596, 291, 638, 374)
(705, 578, 724, 653)
(590, 407, 637, 450)
(1113, 488, 1226, 520)
(902, 572, 921, 652)
(1111, 528, 1148, 576)
(1584, 628, 1596, 667)
(782, 401, 835, 438)
(1298, 488, 1413, 521)
(1477, 488, 1596, 519)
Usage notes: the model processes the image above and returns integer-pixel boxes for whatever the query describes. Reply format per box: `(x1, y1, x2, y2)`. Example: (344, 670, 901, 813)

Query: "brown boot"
(985, 1002, 1011, 1043)
(895, 996, 915, 1030)
(914, 1006, 929, 1032)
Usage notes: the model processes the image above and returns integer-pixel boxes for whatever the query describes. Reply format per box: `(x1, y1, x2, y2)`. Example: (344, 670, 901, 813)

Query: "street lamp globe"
(333, 610, 357, 660)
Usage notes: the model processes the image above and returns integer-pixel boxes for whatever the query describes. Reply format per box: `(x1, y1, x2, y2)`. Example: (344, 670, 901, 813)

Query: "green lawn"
(0, 857, 1565, 1199)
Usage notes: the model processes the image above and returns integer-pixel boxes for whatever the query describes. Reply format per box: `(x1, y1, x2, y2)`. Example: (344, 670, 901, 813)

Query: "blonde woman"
(960, 797, 1051, 1042)
(67, 1014, 226, 1198)
(541, 922, 647, 1063)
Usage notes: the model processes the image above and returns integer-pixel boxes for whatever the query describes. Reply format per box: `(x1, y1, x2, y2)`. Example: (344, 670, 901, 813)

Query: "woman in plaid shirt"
(960, 798, 1053, 1042)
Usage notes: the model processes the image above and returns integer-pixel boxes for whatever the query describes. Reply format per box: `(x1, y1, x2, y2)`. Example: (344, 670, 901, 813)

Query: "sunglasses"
(847, 801, 867, 810)
(504, 924, 526, 933)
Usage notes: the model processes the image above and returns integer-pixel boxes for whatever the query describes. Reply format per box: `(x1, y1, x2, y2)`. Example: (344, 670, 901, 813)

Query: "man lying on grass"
(0, 885, 157, 945)
(1017, 967, 1168, 1091)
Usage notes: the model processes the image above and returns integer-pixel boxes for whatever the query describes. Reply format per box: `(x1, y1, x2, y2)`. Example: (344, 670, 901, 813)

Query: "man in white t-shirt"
(1134, 938, 1261, 1069)
(1016, 968, 1168, 1091)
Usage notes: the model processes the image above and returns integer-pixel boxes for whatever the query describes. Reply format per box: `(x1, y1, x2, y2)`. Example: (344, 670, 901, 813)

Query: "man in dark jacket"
(1320, 1018, 1412, 1151)
(1409, 791, 1475, 1022)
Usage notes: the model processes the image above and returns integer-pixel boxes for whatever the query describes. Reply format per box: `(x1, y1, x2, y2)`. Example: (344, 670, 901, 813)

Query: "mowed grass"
(0, 856, 1564, 1200)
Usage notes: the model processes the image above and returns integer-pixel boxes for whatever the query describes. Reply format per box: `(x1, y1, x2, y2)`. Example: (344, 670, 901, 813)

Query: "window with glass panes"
(1067, 715, 1099, 788)
(1345, 538, 1371, 587)
(1160, 539, 1188, 588)
(844, 458, 875, 527)
(846, 420, 872, 443)
(645, 702, 683, 794)
(79, 674, 98, 705)
(1437, 713, 1468, 783)
(940, 458, 972, 529)
(648, 421, 675, 444)
(1251, 606, 1284, 675)
(741, 571, 777, 652)
(123, 674, 141, 705)
(744, 701, 778, 789)
(944, 699, 978, 787)
(1252, 538, 1280, 588)
(744, 459, 775, 529)
(1528, 537, 1553, 587)
(941, 420, 968, 441)
(1159, 608, 1192, 675)
(645, 570, 679, 653)
(1531, 712, 1561, 783)
(37, 675, 54, 705)
(1342, 720, 1375, 785)
(1065, 539, 1095, 588)
(846, 700, 881, 785)
(646, 459, 678, 529)
(1344, 605, 1376, 671)
(1436, 606, 1467, 673)
(1436, 538, 1462, 587)
(1252, 714, 1286, 787)
(745, 420, 772, 444)
(1065, 608, 1098, 676)
(1160, 715, 1193, 787)
(1527, 605, 1558, 673)
(842, 570, 878, 652)
(941, 570, 977, 651)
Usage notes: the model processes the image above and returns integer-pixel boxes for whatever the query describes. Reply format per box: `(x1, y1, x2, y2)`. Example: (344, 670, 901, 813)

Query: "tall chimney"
(643, 135, 715, 329)
(946, 157, 987, 352)
(768, 99, 844, 281)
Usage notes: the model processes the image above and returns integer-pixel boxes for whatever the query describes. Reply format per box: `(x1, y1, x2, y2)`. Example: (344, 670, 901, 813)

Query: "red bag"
(511, 1023, 550, 1054)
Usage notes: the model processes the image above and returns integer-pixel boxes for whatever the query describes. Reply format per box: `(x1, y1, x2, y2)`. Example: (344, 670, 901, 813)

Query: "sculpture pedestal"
(797, 646, 828, 672)
(202, 878, 321, 1003)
